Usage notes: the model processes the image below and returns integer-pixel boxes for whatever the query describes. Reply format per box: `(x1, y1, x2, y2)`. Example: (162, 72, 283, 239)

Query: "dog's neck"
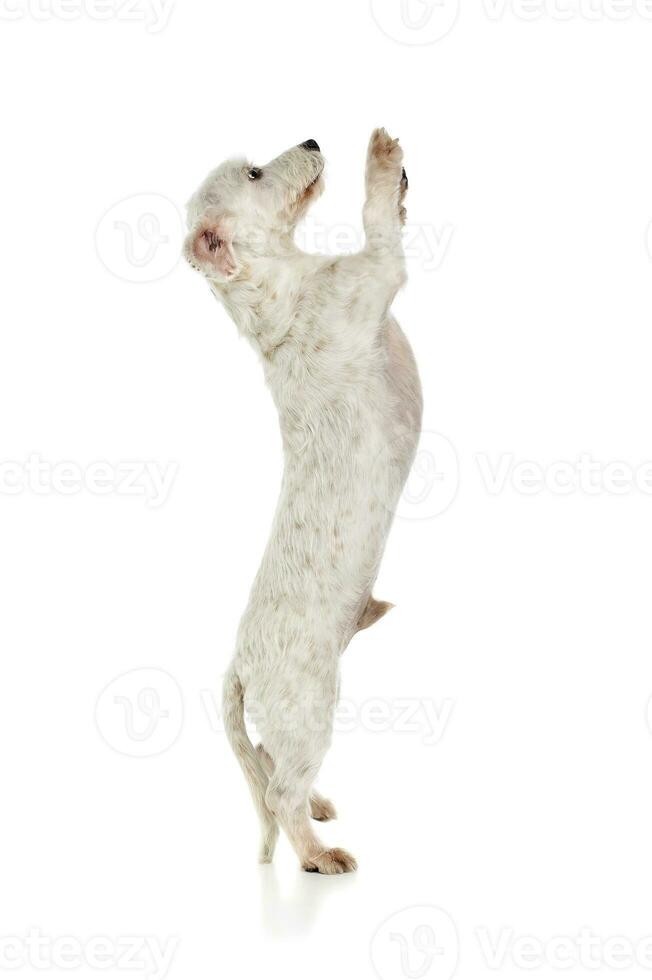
(215, 247, 319, 360)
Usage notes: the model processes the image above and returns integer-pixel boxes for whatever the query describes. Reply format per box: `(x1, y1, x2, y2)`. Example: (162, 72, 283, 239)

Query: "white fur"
(184, 130, 422, 874)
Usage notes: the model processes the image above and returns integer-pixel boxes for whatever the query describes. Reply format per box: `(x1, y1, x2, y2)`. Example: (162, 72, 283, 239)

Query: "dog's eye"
(247, 168, 262, 181)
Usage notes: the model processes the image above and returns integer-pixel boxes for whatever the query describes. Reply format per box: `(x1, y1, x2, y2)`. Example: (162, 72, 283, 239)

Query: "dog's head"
(184, 139, 324, 284)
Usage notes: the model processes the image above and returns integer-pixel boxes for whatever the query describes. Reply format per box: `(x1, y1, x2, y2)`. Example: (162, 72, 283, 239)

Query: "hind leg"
(261, 719, 356, 874)
(256, 661, 354, 873)
(256, 743, 337, 822)
(222, 666, 279, 864)
(265, 765, 356, 874)
(258, 809, 279, 865)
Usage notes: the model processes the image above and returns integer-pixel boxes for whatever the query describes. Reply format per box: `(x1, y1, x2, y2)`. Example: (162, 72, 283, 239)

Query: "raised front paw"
(367, 128, 404, 185)
(310, 792, 337, 822)
(399, 167, 408, 225)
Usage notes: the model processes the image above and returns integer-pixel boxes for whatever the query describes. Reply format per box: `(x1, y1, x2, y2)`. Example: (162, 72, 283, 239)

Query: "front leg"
(324, 130, 408, 315)
(363, 128, 408, 258)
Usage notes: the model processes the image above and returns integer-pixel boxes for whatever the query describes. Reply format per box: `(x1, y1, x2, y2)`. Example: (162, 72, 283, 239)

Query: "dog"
(184, 130, 423, 873)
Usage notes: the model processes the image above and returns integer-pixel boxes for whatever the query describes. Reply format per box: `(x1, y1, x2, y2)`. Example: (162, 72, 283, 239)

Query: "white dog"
(184, 130, 422, 873)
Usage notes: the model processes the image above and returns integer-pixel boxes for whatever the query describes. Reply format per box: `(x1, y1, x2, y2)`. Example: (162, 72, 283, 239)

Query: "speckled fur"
(184, 130, 423, 874)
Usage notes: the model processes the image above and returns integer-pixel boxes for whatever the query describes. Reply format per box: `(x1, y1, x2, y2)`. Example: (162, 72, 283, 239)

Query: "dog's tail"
(222, 665, 278, 862)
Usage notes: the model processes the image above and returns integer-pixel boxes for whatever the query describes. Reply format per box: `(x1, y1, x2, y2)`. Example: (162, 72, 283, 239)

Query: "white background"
(2, 1, 652, 978)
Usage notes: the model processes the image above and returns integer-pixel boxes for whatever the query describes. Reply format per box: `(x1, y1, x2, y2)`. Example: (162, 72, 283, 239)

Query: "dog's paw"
(303, 848, 358, 875)
(310, 793, 337, 822)
(367, 128, 404, 183)
(399, 167, 408, 225)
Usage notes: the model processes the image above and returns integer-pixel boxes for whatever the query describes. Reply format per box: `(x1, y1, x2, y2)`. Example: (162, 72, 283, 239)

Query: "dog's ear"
(190, 223, 237, 281)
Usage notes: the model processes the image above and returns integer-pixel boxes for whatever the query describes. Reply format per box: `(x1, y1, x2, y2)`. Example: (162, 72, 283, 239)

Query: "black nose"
(300, 139, 320, 151)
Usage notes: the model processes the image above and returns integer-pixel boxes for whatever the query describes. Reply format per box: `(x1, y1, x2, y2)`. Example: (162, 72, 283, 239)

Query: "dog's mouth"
(300, 164, 324, 201)
(308, 165, 324, 188)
